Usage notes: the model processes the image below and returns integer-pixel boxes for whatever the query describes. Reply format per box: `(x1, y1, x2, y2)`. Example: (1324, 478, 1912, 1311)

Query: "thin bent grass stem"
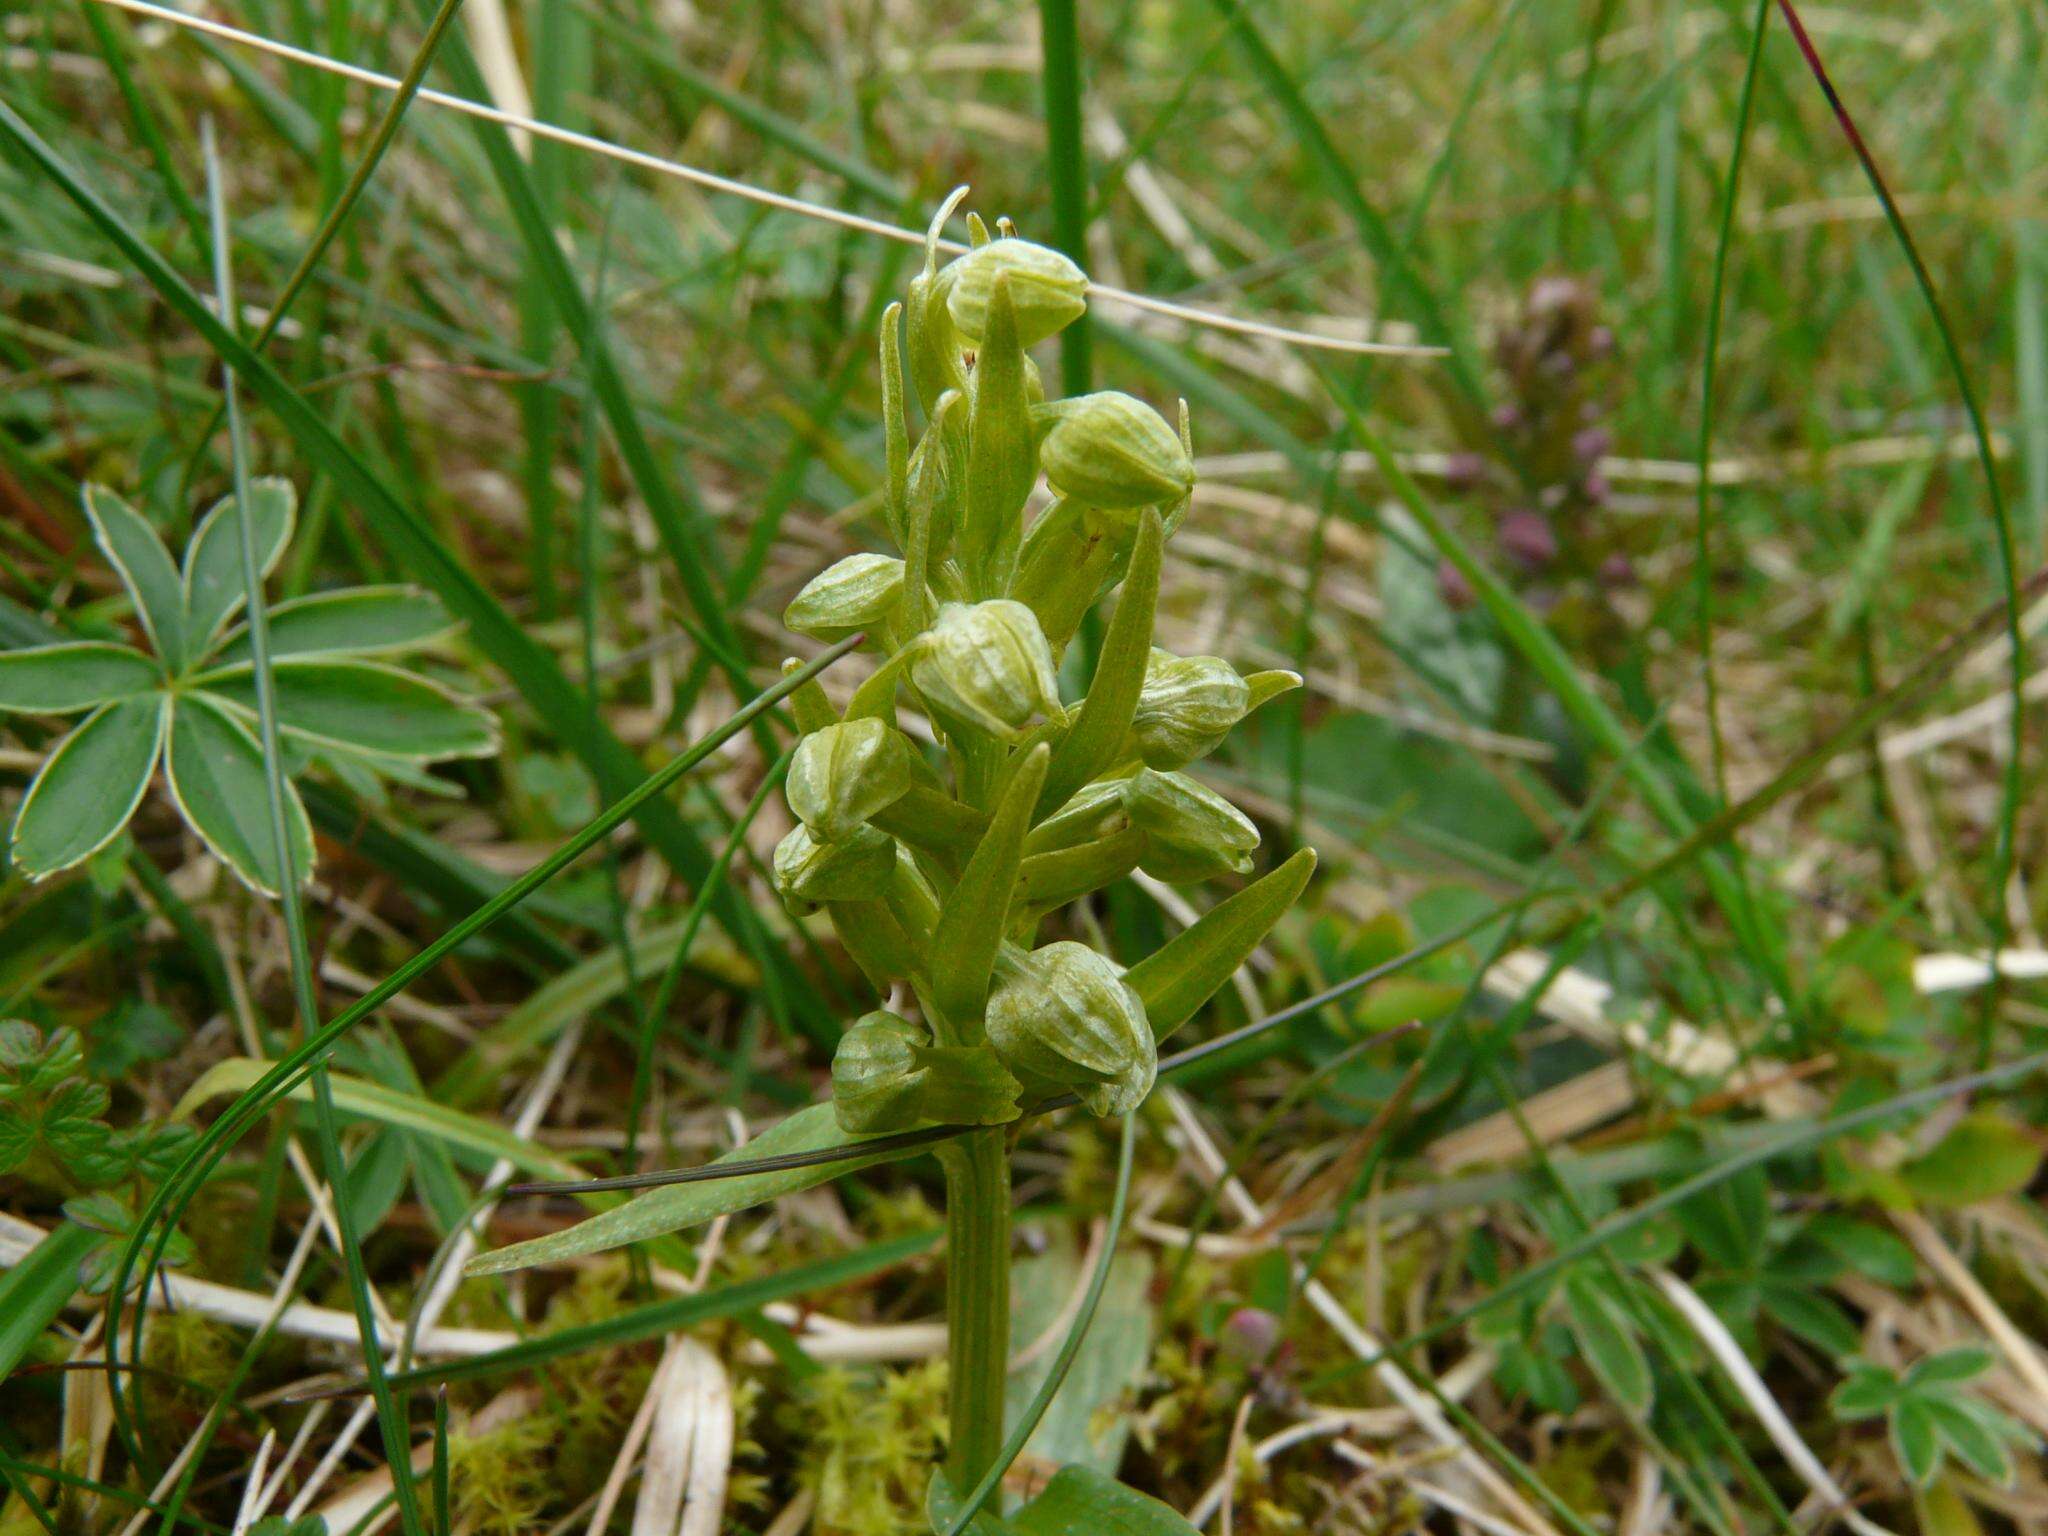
(83, 0, 1443, 360)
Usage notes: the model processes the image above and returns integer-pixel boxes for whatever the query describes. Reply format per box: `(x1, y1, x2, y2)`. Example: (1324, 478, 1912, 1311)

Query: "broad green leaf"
(182, 477, 296, 650)
(1008, 1465, 1199, 1536)
(1126, 848, 1315, 1042)
(0, 1222, 98, 1382)
(1562, 1271, 1652, 1418)
(0, 642, 160, 713)
(82, 485, 186, 668)
(1037, 509, 1162, 817)
(465, 1102, 928, 1275)
(197, 660, 498, 761)
(1920, 1398, 2016, 1487)
(434, 916, 756, 1107)
(930, 745, 1049, 1029)
(1902, 1113, 2043, 1207)
(174, 1057, 587, 1185)
(10, 696, 164, 877)
(209, 586, 455, 666)
(1893, 1398, 1944, 1486)
(164, 693, 315, 896)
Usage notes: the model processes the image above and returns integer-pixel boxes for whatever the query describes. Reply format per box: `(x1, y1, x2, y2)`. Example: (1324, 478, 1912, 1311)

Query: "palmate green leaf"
(1125, 848, 1316, 1043)
(173, 1057, 587, 1185)
(465, 1102, 928, 1275)
(0, 642, 161, 713)
(1757, 1279, 1861, 1359)
(209, 586, 456, 667)
(9, 695, 165, 878)
(1037, 509, 1162, 818)
(164, 693, 315, 896)
(0, 101, 827, 1038)
(182, 477, 295, 652)
(930, 745, 1049, 1028)
(196, 660, 498, 761)
(81, 485, 186, 669)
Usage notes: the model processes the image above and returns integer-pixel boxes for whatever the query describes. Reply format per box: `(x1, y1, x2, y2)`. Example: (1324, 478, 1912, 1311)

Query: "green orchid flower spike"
(464, 196, 1308, 1521)
(0, 483, 498, 895)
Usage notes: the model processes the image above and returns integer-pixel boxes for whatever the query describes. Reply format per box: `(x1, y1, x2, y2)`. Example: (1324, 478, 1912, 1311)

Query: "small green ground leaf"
(0, 643, 160, 714)
(10, 696, 164, 877)
(164, 693, 315, 895)
(197, 660, 498, 761)
(1008, 1465, 1199, 1536)
(464, 1102, 928, 1275)
(182, 477, 296, 650)
(209, 586, 455, 666)
(82, 485, 186, 668)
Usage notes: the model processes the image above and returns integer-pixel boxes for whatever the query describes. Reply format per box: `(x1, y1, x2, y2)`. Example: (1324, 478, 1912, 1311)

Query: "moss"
(449, 1413, 553, 1536)
(785, 1362, 947, 1536)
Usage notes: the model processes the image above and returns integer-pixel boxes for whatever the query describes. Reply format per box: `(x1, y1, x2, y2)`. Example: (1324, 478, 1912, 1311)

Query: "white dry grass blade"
(83, 0, 1442, 359)
(1913, 947, 2048, 994)
(631, 1339, 734, 1536)
(232, 1432, 278, 1536)
(1649, 1270, 1898, 1536)
(0, 1213, 516, 1355)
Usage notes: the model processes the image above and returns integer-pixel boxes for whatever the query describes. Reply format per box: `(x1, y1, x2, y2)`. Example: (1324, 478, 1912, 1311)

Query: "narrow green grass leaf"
(0, 1222, 97, 1384)
(465, 1104, 929, 1274)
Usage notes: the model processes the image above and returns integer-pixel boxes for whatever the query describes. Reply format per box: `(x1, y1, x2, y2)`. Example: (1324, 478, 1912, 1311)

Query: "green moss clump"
(785, 1362, 947, 1536)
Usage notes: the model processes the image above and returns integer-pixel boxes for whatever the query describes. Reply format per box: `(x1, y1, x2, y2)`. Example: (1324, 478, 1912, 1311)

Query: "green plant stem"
(939, 1126, 1012, 1490)
(1037, 0, 1091, 395)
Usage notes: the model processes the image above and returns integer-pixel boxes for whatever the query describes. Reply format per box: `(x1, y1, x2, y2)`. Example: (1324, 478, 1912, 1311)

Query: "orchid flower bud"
(941, 237, 1088, 348)
(1130, 649, 1251, 769)
(985, 941, 1155, 1116)
(831, 1012, 1023, 1133)
(911, 600, 1061, 741)
(1033, 392, 1194, 511)
(831, 1012, 926, 1131)
(788, 719, 916, 843)
(772, 822, 895, 911)
(784, 553, 904, 642)
(1125, 768, 1260, 881)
